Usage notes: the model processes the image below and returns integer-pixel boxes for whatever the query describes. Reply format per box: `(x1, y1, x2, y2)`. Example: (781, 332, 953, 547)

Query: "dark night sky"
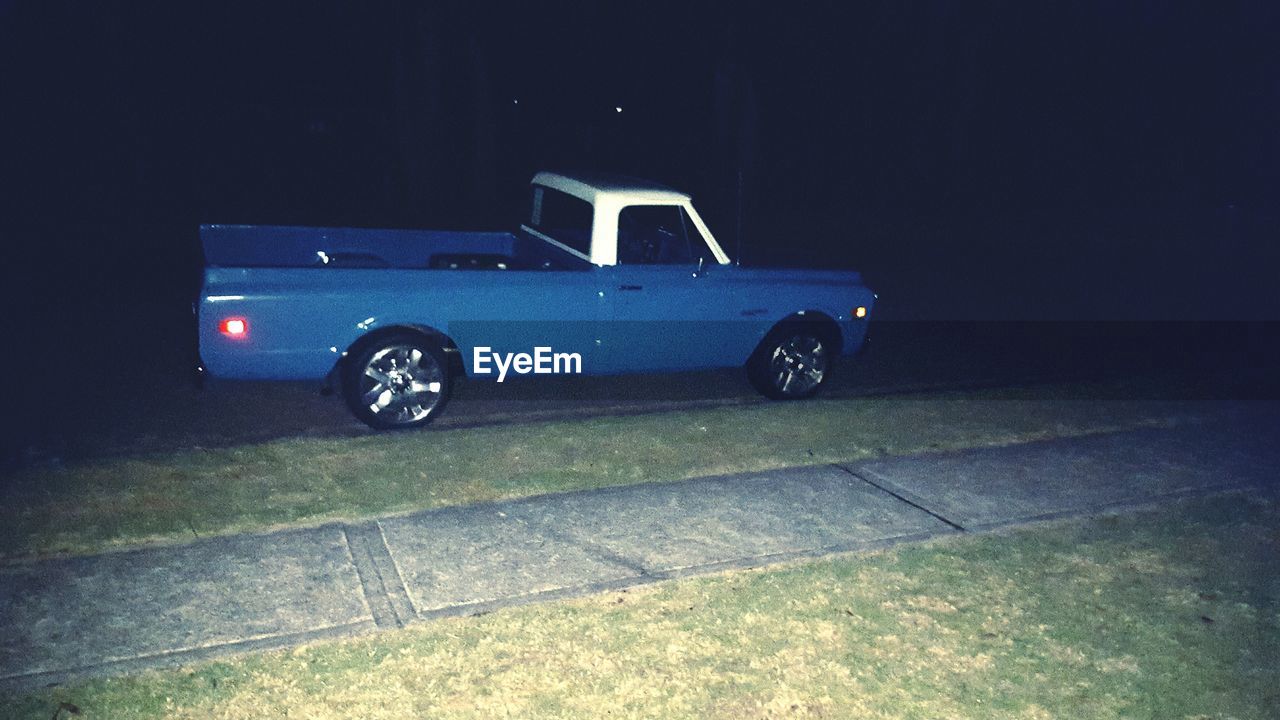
(1, 1, 1278, 321)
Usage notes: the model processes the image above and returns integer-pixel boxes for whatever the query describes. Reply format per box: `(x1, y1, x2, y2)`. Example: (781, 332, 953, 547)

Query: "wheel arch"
(326, 323, 464, 392)
(752, 311, 843, 362)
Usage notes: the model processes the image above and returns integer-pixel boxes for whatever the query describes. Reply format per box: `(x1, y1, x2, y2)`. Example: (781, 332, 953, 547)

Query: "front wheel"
(343, 334, 450, 429)
(747, 322, 833, 400)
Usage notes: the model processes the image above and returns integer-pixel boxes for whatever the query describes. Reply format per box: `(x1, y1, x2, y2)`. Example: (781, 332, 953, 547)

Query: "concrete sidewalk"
(3, 419, 1277, 691)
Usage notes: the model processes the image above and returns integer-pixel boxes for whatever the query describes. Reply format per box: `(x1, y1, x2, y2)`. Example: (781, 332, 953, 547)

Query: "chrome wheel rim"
(359, 345, 444, 425)
(769, 334, 828, 395)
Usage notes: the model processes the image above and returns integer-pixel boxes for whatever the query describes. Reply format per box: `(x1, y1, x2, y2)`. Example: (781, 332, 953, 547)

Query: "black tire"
(747, 321, 834, 400)
(342, 333, 451, 429)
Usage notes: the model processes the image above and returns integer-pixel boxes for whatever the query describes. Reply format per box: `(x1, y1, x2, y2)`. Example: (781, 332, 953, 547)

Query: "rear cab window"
(528, 186, 593, 259)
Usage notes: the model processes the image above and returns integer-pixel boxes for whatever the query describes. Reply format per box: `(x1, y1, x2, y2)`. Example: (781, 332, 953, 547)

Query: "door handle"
(618, 285, 643, 291)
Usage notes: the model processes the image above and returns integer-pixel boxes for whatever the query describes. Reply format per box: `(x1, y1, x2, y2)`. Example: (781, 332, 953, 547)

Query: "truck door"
(602, 204, 751, 373)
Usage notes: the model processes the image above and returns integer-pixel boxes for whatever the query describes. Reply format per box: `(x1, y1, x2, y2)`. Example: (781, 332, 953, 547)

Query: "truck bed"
(199, 225, 586, 271)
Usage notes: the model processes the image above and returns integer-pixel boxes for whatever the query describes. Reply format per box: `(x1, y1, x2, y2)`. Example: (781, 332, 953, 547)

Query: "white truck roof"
(532, 170, 692, 205)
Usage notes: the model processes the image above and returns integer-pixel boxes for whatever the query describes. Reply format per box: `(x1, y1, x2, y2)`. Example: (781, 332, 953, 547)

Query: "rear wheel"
(343, 334, 450, 429)
(747, 322, 833, 400)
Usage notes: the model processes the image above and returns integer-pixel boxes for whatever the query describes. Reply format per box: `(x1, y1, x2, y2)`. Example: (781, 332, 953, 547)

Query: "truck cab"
(523, 171, 730, 268)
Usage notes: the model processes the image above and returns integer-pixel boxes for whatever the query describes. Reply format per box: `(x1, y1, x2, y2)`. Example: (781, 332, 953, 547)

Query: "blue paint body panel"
(197, 224, 874, 382)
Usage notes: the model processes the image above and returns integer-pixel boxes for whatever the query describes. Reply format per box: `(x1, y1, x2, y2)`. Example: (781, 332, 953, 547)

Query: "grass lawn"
(0, 382, 1202, 560)
(5, 493, 1276, 719)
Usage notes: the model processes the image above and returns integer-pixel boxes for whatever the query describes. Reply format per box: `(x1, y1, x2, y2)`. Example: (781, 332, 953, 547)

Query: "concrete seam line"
(833, 464, 968, 532)
(343, 524, 401, 629)
(372, 520, 418, 623)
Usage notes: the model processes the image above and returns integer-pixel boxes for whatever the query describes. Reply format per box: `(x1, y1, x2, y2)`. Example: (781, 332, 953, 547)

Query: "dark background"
(1, 1, 1279, 468)
(3, 0, 1277, 322)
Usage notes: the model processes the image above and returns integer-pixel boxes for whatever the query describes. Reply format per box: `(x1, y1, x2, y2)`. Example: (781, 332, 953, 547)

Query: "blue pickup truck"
(198, 171, 875, 428)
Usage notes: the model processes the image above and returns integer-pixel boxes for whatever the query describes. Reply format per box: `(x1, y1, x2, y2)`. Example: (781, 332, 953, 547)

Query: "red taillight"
(219, 317, 248, 337)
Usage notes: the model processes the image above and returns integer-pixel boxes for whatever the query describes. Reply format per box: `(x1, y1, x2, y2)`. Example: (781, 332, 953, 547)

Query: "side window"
(529, 186, 593, 257)
(617, 205, 694, 265)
